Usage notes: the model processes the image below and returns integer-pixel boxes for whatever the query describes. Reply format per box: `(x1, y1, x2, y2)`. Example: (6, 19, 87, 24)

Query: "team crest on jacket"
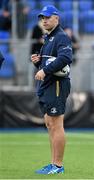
(49, 37, 54, 41)
(51, 107, 57, 114)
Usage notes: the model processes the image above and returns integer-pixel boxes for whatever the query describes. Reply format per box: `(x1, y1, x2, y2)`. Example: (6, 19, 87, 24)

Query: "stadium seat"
(0, 31, 10, 55)
(79, 0, 93, 11)
(0, 44, 9, 54)
(58, 1, 73, 11)
(79, 11, 94, 33)
(60, 11, 73, 29)
(28, 9, 40, 29)
(39, 0, 55, 8)
(28, 0, 37, 10)
(0, 31, 10, 40)
(0, 53, 16, 78)
(84, 23, 94, 33)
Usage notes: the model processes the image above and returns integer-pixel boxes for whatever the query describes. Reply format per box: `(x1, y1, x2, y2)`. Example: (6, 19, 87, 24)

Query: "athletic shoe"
(48, 164, 64, 174)
(35, 164, 52, 174)
(35, 164, 64, 174)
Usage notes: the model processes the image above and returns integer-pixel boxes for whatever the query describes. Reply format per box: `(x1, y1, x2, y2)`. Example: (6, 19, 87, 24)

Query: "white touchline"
(0, 141, 94, 146)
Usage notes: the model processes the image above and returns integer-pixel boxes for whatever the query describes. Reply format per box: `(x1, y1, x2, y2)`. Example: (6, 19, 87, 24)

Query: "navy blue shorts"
(38, 78, 71, 116)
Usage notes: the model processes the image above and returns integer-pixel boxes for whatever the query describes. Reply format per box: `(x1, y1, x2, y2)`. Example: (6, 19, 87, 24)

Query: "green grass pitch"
(0, 130, 94, 179)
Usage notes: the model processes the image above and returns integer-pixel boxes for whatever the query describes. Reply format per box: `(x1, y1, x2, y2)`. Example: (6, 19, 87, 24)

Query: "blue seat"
(58, 1, 73, 11)
(79, 10, 94, 33)
(0, 53, 16, 78)
(39, 0, 55, 8)
(28, 9, 40, 29)
(84, 23, 94, 33)
(28, 0, 37, 10)
(60, 11, 73, 29)
(0, 31, 10, 40)
(0, 44, 9, 54)
(79, 0, 93, 11)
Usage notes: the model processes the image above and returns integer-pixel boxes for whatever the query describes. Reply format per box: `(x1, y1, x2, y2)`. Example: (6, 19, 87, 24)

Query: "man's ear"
(56, 15, 59, 21)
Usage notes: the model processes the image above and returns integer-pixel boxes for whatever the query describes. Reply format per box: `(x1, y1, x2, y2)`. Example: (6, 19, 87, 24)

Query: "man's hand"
(31, 54, 40, 64)
(35, 69, 46, 81)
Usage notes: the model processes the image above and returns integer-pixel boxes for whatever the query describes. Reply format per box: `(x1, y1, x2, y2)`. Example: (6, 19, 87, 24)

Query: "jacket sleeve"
(43, 33, 72, 74)
(0, 52, 4, 69)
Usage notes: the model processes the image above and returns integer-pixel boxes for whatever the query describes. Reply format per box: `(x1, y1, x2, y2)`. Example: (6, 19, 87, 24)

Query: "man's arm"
(43, 33, 72, 75)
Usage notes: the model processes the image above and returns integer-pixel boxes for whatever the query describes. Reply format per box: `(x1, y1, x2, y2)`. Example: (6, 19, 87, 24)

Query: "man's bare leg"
(44, 114, 65, 166)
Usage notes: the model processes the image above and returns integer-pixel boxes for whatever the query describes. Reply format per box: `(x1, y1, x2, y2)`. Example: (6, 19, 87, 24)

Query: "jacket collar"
(47, 24, 62, 37)
(43, 24, 63, 42)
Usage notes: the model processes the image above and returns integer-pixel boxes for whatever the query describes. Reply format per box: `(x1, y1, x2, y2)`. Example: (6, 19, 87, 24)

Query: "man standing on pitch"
(31, 5, 72, 174)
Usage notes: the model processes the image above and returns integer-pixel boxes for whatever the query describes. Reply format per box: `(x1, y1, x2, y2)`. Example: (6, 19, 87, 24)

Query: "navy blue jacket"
(34, 24, 72, 96)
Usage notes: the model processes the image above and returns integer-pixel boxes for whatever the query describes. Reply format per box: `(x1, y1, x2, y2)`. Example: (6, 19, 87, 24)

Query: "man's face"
(40, 15, 59, 31)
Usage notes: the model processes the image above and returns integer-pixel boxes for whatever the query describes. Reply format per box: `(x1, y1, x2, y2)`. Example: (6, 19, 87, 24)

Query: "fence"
(0, 0, 94, 128)
(0, 1, 94, 92)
